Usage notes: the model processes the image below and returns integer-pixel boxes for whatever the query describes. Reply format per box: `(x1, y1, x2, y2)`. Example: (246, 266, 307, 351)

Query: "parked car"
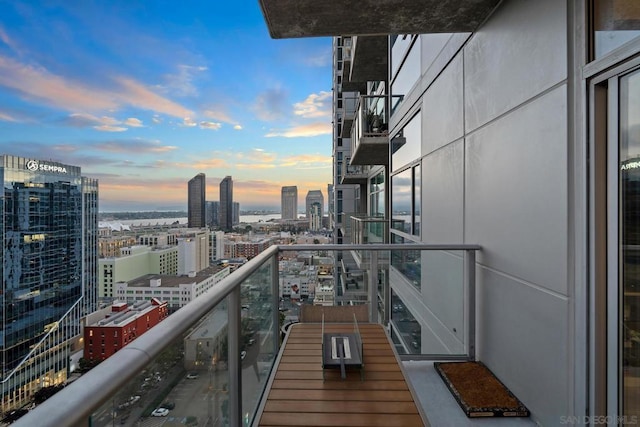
(186, 372, 199, 379)
(151, 408, 169, 417)
(241, 351, 247, 360)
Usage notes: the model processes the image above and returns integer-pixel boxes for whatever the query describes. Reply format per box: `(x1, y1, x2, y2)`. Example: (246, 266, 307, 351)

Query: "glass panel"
(413, 164, 421, 236)
(390, 235, 420, 290)
(90, 302, 230, 427)
(593, 0, 640, 60)
(391, 290, 421, 354)
(241, 262, 276, 425)
(391, 169, 411, 234)
(620, 68, 640, 418)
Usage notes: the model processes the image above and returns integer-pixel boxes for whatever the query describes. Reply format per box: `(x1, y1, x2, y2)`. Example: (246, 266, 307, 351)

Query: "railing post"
(369, 250, 378, 323)
(228, 285, 242, 426)
(464, 249, 476, 361)
(272, 250, 280, 350)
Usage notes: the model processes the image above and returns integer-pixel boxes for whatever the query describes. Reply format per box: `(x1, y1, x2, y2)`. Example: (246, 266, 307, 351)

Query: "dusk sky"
(0, 1, 333, 212)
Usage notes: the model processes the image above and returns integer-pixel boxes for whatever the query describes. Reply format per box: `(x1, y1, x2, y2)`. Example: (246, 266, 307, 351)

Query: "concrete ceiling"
(258, 0, 502, 39)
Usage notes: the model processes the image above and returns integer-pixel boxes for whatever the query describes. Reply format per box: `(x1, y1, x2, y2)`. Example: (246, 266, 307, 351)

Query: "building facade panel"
(465, 85, 568, 294)
(421, 140, 464, 244)
(422, 54, 464, 156)
(477, 267, 568, 426)
(463, 0, 567, 131)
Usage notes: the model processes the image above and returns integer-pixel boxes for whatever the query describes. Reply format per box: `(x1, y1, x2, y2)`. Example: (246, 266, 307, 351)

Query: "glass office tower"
(0, 155, 98, 412)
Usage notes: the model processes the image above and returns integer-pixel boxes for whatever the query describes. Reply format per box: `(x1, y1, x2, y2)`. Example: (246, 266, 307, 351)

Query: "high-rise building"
(205, 201, 219, 228)
(233, 202, 240, 226)
(281, 186, 298, 220)
(187, 173, 206, 228)
(305, 190, 324, 219)
(219, 176, 233, 231)
(0, 155, 98, 412)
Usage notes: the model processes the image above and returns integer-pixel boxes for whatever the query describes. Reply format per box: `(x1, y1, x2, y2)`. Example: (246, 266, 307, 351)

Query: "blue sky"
(0, 1, 333, 212)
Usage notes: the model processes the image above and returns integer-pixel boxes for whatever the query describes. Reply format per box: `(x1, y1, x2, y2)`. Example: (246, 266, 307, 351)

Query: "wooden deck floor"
(256, 323, 428, 427)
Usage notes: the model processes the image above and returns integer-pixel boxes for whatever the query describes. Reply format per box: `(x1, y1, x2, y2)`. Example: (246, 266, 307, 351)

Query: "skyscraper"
(205, 200, 219, 228)
(188, 173, 206, 228)
(305, 190, 324, 219)
(0, 155, 98, 412)
(281, 186, 298, 220)
(219, 176, 233, 231)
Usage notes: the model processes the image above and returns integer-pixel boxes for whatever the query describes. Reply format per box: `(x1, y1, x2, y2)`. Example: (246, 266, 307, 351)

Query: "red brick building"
(84, 299, 168, 361)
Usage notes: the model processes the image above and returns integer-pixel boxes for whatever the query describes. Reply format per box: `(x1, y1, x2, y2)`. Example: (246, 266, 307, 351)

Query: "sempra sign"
(26, 160, 68, 174)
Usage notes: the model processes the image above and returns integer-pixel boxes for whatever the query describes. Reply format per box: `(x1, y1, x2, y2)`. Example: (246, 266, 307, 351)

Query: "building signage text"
(26, 160, 68, 174)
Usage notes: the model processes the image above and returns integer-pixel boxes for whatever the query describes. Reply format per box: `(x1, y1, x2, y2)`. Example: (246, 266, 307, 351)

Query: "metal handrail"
(15, 245, 281, 427)
(14, 243, 481, 427)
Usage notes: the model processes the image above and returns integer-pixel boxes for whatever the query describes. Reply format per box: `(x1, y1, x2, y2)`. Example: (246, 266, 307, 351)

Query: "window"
(592, 0, 640, 60)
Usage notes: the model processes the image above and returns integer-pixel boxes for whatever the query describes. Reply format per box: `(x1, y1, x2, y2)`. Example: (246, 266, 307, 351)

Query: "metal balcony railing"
(14, 243, 480, 427)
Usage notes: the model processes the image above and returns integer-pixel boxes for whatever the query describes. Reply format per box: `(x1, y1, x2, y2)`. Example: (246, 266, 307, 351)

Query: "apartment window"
(592, 0, 640, 60)
(391, 168, 411, 234)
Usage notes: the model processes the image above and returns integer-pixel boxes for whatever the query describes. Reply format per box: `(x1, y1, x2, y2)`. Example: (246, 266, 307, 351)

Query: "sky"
(0, 1, 333, 212)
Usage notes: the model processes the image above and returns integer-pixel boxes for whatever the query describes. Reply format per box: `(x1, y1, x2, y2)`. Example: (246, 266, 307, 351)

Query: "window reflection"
(593, 0, 640, 60)
(390, 290, 421, 354)
(391, 236, 421, 291)
(391, 169, 411, 234)
(620, 68, 640, 418)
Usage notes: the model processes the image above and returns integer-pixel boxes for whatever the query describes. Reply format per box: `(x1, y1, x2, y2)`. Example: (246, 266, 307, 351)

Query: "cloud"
(303, 49, 332, 67)
(115, 77, 193, 118)
(280, 153, 332, 168)
(62, 113, 132, 132)
(202, 108, 238, 125)
(293, 91, 331, 119)
(0, 25, 21, 55)
(0, 111, 19, 122)
(94, 125, 127, 132)
(264, 122, 331, 138)
(190, 158, 229, 169)
(199, 121, 221, 130)
(233, 125, 242, 130)
(182, 117, 197, 127)
(124, 117, 144, 127)
(0, 55, 118, 111)
(152, 115, 162, 124)
(93, 139, 178, 154)
(161, 64, 207, 97)
(0, 55, 194, 118)
(252, 87, 289, 121)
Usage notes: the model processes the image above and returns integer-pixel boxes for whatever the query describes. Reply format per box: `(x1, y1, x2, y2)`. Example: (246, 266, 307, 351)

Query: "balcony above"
(258, 0, 502, 38)
(349, 36, 388, 83)
(351, 95, 390, 166)
(341, 162, 369, 185)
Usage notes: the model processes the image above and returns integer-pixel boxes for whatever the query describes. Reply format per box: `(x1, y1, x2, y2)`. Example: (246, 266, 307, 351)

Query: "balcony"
(350, 95, 392, 166)
(339, 96, 359, 139)
(258, 0, 502, 38)
(12, 243, 541, 427)
(340, 161, 369, 185)
(349, 36, 388, 83)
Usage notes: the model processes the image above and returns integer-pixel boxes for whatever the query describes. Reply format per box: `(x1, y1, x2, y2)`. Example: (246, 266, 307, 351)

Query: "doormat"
(434, 361, 530, 418)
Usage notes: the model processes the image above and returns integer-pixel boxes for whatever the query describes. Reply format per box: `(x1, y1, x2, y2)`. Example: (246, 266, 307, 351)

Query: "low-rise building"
(114, 265, 230, 309)
(84, 299, 168, 362)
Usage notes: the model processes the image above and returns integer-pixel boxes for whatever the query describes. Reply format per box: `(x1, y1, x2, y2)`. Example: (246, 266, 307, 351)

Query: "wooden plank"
(259, 412, 424, 426)
(263, 400, 418, 414)
(275, 369, 406, 381)
(266, 389, 416, 402)
(271, 379, 409, 391)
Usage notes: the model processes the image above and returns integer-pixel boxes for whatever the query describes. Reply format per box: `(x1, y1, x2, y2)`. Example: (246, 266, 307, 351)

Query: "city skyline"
(0, 1, 333, 212)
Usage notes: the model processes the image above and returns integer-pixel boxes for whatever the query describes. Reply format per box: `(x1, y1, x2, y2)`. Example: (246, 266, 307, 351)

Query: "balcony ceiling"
(258, 0, 501, 38)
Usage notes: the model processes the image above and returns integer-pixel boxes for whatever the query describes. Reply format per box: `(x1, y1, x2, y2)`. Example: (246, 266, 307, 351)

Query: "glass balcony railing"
(350, 215, 388, 245)
(14, 243, 479, 427)
(339, 160, 369, 184)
